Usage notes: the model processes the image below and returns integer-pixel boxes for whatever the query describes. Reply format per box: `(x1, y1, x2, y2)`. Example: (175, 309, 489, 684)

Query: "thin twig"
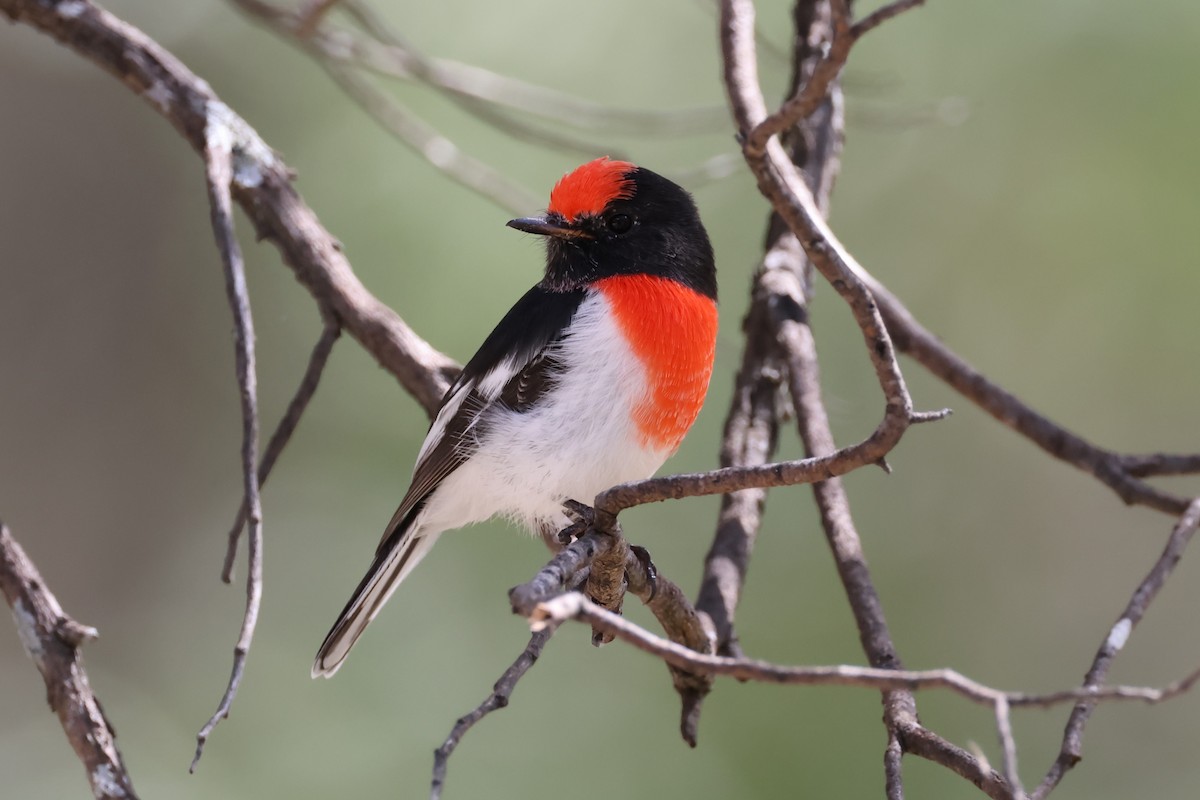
(192, 123, 264, 771)
(593, 402, 947, 524)
(0, 523, 139, 800)
(232, 0, 729, 136)
(885, 733, 905, 800)
(901, 723, 1012, 800)
(223, 321, 341, 582)
(430, 629, 554, 800)
(530, 592, 1200, 711)
(744, 0, 852, 155)
(323, 61, 540, 214)
(718, 4, 1014, 797)
(510, 520, 715, 745)
(692, 0, 846, 664)
(1031, 497, 1200, 798)
(508, 532, 613, 616)
(325, 1, 627, 159)
(1119, 452, 1200, 478)
(743, 0, 927, 154)
(851, 0, 926, 39)
(993, 696, 1024, 798)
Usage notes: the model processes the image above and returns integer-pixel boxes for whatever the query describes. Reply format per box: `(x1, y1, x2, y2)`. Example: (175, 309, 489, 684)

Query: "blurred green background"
(3, 1, 1199, 797)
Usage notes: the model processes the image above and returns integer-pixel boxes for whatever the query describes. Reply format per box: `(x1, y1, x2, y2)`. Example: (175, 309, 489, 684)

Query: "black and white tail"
(311, 528, 439, 678)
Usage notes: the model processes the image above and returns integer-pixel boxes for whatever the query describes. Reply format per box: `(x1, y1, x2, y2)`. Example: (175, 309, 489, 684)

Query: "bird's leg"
(585, 526, 629, 646)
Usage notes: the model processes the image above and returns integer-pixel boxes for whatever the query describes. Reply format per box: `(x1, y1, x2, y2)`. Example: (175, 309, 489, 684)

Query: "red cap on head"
(547, 157, 637, 223)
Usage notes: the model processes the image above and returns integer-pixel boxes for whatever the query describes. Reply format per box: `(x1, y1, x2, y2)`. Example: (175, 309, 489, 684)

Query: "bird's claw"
(629, 545, 658, 601)
(558, 499, 595, 544)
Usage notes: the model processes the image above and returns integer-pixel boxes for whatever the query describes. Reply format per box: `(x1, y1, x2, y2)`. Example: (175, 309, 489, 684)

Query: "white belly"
(419, 291, 670, 534)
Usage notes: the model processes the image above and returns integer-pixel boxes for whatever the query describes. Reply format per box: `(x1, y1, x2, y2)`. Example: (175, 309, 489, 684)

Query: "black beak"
(506, 216, 593, 241)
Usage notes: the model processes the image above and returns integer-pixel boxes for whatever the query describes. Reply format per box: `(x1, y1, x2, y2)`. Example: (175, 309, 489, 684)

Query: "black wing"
(375, 286, 586, 554)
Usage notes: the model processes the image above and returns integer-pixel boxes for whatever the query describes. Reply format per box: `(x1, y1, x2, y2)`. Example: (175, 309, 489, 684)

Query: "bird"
(312, 157, 718, 678)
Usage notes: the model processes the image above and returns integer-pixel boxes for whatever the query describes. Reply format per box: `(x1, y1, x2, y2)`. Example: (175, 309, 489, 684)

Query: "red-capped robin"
(313, 157, 718, 677)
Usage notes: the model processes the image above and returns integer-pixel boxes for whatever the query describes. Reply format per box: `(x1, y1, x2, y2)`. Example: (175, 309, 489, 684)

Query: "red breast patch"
(596, 274, 718, 452)
(548, 157, 636, 222)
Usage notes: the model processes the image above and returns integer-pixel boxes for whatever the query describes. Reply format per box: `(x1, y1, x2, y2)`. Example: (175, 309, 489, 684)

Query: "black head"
(507, 158, 717, 300)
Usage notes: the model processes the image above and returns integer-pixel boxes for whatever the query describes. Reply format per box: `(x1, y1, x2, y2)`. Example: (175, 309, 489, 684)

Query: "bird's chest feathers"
(592, 274, 718, 452)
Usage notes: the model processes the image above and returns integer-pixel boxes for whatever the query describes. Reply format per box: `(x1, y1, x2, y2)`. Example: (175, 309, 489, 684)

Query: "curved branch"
(192, 130, 265, 769)
(0, 524, 139, 800)
(594, 408, 946, 523)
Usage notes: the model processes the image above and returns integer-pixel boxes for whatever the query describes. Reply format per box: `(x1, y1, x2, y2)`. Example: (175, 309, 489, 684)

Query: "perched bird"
(313, 157, 718, 677)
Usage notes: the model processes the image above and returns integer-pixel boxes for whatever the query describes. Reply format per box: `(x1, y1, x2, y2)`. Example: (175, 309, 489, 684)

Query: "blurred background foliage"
(2, 1, 1199, 797)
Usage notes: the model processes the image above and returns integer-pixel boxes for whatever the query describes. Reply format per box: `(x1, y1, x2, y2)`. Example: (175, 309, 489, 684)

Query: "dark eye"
(606, 213, 634, 234)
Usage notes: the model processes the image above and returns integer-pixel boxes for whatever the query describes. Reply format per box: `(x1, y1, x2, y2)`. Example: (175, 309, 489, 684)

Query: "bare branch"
(993, 696, 1024, 797)
(0, 524, 139, 800)
(885, 733, 905, 800)
(745, 0, 852, 155)
(694, 0, 848, 664)
(223, 321, 341, 582)
(510, 517, 715, 745)
(732, 0, 1199, 521)
(192, 128, 265, 770)
(900, 722, 1012, 800)
(594, 377, 949, 524)
(530, 592, 1200, 711)
(744, 0, 928, 154)
(1119, 453, 1200, 478)
(508, 532, 612, 616)
(430, 629, 554, 800)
